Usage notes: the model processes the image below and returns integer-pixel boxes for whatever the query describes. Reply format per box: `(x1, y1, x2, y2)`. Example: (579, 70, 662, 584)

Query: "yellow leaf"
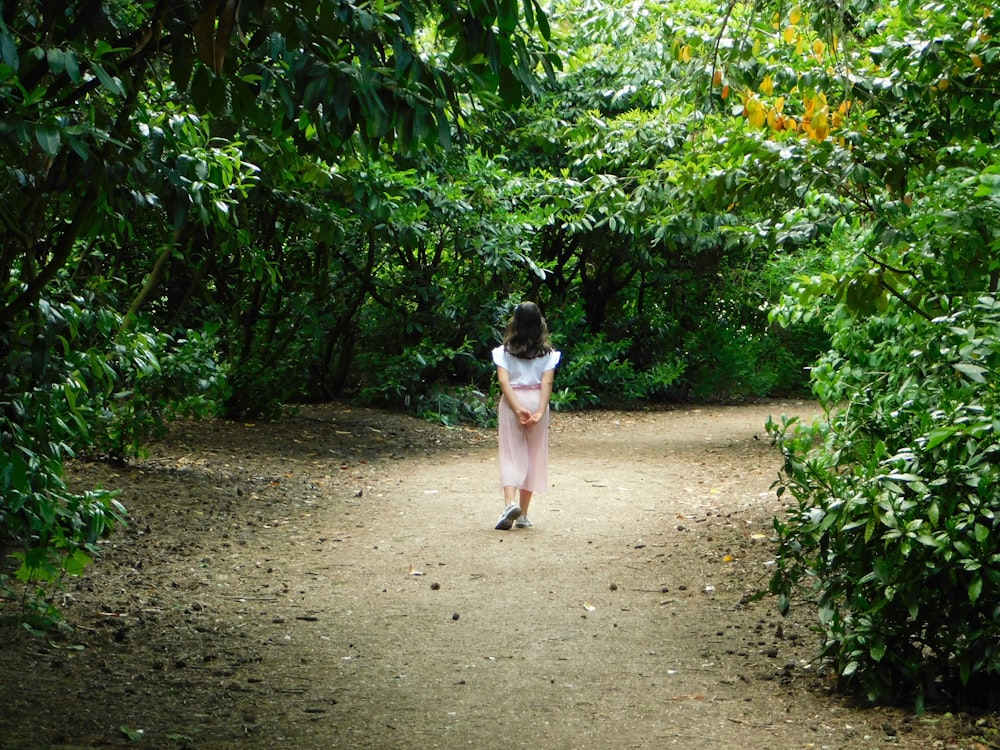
(680, 44, 692, 63)
(790, 5, 802, 24)
(746, 98, 766, 128)
(753, 38, 761, 55)
(722, 554, 735, 563)
(775, 96, 785, 113)
(783, 25, 796, 43)
(760, 75, 774, 95)
(771, 12, 780, 29)
(811, 112, 829, 141)
(813, 39, 826, 60)
(972, 53, 984, 68)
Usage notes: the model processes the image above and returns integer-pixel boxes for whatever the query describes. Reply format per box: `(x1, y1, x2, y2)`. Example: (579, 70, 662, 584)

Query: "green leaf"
(535, 1, 550, 39)
(498, 0, 517, 34)
(92, 63, 123, 96)
(977, 171, 1000, 197)
(0, 19, 18, 71)
(969, 575, 983, 604)
(191, 64, 212, 114)
(975, 523, 990, 544)
(870, 639, 887, 662)
(35, 124, 60, 155)
(120, 726, 144, 741)
(864, 515, 876, 542)
(521, 0, 535, 29)
(64, 50, 81, 83)
(498, 65, 520, 107)
(63, 548, 93, 576)
(777, 592, 790, 616)
(46, 47, 65, 75)
(925, 428, 954, 450)
(953, 362, 987, 382)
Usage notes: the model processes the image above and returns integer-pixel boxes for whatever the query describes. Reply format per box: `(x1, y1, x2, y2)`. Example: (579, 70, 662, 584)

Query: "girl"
(491, 301, 561, 530)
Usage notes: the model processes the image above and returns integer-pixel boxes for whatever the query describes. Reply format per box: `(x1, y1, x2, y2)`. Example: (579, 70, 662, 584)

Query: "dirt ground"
(0, 401, 991, 749)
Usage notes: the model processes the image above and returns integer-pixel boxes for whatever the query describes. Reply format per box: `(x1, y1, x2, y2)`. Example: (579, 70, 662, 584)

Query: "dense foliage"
(1, 0, 554, 612)
(764, 0, 1000, 711)
(1, 0, 826, 611)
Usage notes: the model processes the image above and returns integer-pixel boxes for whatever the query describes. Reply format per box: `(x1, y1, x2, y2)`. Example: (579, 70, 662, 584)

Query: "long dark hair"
(502, 301, 553, 359)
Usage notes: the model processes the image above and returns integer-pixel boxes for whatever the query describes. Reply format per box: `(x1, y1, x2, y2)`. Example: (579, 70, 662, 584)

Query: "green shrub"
(355, 338, 476, 409)
(769, 296, 1000, 711)
(1, 296, 124, 624)
(92, 323, 226, 459)
(417, 385, 493, 427)
(552, 331, 687, 408)
(1, 293, 223, 625)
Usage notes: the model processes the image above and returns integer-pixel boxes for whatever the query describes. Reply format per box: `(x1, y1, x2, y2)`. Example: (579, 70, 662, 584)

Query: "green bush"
(355, 338, 476, 409)
(94, 323, 226, 459)
(1, 296, 124, 624)
(417, 385, 494, 427)
(1, 293, 224, 625)
(551, 330, 687, 408)
(769, 296, 1000, 711)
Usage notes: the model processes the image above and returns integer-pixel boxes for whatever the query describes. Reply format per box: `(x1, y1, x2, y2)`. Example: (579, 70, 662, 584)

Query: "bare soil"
(0, 401, 987, 749)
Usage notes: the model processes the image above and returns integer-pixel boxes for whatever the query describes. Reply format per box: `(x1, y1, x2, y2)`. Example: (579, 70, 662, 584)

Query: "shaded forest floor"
(0, 401, 994, 748)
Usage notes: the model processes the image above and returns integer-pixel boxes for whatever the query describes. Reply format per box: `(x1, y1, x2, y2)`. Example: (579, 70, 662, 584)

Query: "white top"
(492, 345, 561, 387)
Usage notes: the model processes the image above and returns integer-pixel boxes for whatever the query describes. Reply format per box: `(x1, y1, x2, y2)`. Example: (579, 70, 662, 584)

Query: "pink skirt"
(498, 387, 550, 492)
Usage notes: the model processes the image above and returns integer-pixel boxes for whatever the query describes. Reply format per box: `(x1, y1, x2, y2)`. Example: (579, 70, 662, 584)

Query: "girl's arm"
(497, 367, 532, 423)
(527, 368, 556, 425)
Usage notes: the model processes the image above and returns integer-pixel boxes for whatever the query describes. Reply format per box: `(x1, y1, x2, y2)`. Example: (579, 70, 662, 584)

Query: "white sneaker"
(495, 504, 522, 530)
(515, 515, 533, 529)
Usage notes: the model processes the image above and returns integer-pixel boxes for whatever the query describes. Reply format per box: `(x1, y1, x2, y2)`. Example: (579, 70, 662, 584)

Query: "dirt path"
(0, 402, 971, 748)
